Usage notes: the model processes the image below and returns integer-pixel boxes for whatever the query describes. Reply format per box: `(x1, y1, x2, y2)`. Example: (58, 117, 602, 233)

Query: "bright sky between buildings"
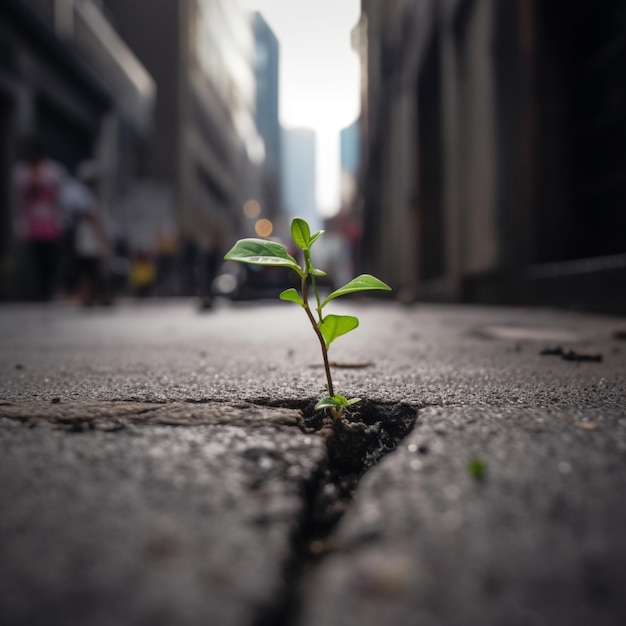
(240, 0, 361, 217)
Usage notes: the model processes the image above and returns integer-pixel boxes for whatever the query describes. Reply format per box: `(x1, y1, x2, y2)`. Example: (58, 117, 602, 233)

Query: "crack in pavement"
(251, 400, 418, 626)
(0, 399, 303, 431)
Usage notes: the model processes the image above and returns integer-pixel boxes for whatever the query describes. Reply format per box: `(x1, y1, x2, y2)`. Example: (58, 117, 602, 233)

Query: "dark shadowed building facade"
(357, 0, 626, 313)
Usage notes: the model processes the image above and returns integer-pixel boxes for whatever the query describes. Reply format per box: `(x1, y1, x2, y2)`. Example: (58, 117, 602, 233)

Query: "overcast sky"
(240, 0, 361, 216)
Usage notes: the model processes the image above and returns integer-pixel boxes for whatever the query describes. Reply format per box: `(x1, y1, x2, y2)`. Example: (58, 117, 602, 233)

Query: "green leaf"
(321, 274, 392, 307)
(318, 314, 359, 348)
(279, 288, 304, 306)
(309, 230, 324, 247)
(315, 397, 340, 410)
(224, 238, 303, 275)
(314, 395, 347, 410)
(291, 218, 311, 250)
(314, 395, 361, 411)
(306, 257, 327, 277)
(467, 458, 487, 480)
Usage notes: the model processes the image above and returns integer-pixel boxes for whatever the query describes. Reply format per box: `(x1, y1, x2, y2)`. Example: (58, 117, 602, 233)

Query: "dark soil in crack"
(304, 400, 417, 533)
(254, 400, 417, 626)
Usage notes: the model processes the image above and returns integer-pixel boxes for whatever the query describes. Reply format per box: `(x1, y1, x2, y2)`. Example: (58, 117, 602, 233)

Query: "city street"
(3, 1, 626, 623)
(1, 298, 625, 625)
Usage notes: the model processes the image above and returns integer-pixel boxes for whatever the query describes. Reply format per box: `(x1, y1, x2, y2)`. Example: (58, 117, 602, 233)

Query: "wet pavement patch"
(474, 324, 585, 343)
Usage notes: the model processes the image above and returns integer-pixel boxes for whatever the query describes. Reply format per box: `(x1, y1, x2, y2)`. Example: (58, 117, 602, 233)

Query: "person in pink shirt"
(13, 138, 67, 301)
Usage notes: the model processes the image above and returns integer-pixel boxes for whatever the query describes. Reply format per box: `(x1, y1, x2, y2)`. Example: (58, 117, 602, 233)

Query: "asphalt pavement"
(1, 298, 625, 625)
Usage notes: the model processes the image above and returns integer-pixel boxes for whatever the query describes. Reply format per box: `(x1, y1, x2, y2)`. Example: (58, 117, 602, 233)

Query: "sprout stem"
(301, 273, 334, 397)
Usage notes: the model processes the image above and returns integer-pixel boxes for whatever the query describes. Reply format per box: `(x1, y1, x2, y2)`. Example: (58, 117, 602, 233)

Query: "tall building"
(339, 119, 361, 210)
(102, 0, 264, 262)
(0, 0, 155, 298)
(281, 127, 319, 230)
(246, 11, 286, 240)
(357, 0, 626, 313)
(251, 12, 282, 223)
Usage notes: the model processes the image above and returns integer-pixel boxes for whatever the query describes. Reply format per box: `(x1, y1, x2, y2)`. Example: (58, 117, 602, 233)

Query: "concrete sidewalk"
(0, 300, 625, 625)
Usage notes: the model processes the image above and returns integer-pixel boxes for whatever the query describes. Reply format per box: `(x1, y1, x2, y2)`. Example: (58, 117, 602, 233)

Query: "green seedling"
(467, 457, 487, 480)
(224, 217, 391, 419)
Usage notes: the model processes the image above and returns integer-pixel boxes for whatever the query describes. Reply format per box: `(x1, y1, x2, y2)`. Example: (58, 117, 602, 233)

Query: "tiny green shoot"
(224, 217, 391, 419)
(467, 457, 487, 480)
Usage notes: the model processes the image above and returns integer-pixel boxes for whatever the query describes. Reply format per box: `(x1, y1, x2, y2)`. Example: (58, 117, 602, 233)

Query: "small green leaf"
(224, 238, 303, 275)
(309, 230, 324, 247)
(321, 274, 392, 307)
(291, 218, 311, 250)
(306, 257, 327, 277)
(314, 394, 349, 410)
(279, 288, 304, 306)
(318, 314, 359, 348)
(315, 395, 361, 412)
(314, 397, 341, 410)
(467, 458, 487, 480)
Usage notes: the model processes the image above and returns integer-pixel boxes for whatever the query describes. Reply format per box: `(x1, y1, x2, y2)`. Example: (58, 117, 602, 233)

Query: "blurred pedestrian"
(59, 176, 80, 298)
(12, 137, 66, 300)
(64, 160, 111, 306)
(198, 220, 225, 310)
(155, 225, 178, 296)
(130, 250, 156, 298)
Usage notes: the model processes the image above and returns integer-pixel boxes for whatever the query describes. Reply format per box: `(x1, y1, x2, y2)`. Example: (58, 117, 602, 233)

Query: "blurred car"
(211, 260, 301, 301)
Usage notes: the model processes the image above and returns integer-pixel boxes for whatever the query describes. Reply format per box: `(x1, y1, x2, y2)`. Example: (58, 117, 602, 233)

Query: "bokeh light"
(243, 199, 261, 219)
(254, 218, 273, 238)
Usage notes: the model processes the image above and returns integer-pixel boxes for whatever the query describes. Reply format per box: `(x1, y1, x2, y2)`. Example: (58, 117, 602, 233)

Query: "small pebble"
(409, 459, 423, 471)
(558, 461, 572, 474)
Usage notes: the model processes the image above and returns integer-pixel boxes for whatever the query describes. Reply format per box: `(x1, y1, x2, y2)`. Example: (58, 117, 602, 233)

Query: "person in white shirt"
(63, 161, 110, 306)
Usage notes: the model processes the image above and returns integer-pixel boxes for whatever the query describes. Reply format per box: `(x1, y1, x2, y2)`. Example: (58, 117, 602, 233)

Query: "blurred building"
(357, 0, 626, 313)
(281, 127, 319, 230)
(251, 12, 283, 229)
(340, 119, 361, 211)
(102, 0, 264, 274)
(0, 0, 155, 293)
